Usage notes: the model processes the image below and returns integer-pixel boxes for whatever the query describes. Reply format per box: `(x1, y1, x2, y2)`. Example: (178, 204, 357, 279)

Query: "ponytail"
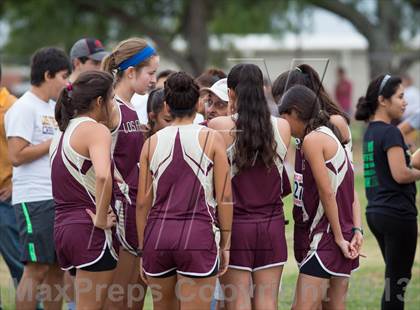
(55, 70, 114, 131)
(355, 96, 375, 121)
(355, 74, 402, 122)
(101, 53, 118, 75)
(55, 87, 74, 131)
(227, 64, 278, 172)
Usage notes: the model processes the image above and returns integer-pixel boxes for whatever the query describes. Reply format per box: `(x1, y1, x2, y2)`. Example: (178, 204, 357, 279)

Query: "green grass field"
(1, 125, 419, 310)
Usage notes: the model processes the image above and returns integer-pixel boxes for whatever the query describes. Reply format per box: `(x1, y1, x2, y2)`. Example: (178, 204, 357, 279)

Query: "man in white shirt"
(5, 47, 70, 310)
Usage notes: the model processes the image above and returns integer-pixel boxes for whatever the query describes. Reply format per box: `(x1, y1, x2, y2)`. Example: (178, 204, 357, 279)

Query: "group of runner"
(1, 36, 419, 310)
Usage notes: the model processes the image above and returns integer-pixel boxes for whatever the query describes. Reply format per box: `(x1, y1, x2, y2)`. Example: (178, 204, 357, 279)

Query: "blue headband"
(117, 45, 156, 71)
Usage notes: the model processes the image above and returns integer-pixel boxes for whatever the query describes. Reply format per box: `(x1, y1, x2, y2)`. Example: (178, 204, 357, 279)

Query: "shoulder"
(274, 117, 290, 132)
(208, 115, 235, 131)
(302, 130, 329, 151)
(80, 121, 111, 142)
(330, 114, 350, 142)
(198, 126, 223, 143)
(383, 124, 403, 140)
(5, 94, 34, 121)
(8, 93, 31, 110)
(141, 132, 158, 160)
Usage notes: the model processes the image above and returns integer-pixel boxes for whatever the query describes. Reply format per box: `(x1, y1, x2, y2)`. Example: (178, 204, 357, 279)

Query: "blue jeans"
(0, 198, 23, 284)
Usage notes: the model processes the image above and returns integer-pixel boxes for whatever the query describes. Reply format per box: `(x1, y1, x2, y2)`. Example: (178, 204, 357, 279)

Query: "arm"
(8, 137, 51, 167)
(352, 190, 362, 229)
(387, 146, 420, 183)
(302, 135, 355, 259)
(330, 115, 350, 144)
(303, 136, 344, 243)
(211, 131, 233, 276)
(411, 149, 420, 170)
(277, 117, 291, 149)
(87, 125, 114, 229)
(350, 190, 363, 252)
(136, 138, 154, 251)
(212, 131, 233, 251)
(398, 120, 413, 137)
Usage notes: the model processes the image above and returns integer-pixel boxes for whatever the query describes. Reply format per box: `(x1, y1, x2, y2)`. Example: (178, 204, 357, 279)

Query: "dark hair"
(272, 64, 350, 124)
(228, 64, 277, 172)
(195, 68, 227, 88)
(164, 72, 199, 118)
(355, 74, 402, 122)
(146, 88, 165, 134)
(279, 85, 343, 142)
(157, 69, 176, 81)
(55, 70, 114, 131)
(30, 47, 71, 86)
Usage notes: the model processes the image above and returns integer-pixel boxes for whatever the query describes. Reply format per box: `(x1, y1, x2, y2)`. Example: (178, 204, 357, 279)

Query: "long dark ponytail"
(55, 70, 114, 131)
(227, 64, 277, 172)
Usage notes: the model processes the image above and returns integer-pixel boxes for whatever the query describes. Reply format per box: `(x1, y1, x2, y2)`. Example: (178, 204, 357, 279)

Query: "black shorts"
(300, 255, 331, 279)
(14, 200, 57, 265)
(68, 246, 117, 276)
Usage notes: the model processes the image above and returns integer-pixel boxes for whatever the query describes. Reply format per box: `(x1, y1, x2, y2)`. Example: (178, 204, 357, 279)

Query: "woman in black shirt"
(356, 74, 420, 310)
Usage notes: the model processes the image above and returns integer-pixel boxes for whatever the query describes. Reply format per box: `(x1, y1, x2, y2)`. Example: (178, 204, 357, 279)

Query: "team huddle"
(2, 36, 419, 310)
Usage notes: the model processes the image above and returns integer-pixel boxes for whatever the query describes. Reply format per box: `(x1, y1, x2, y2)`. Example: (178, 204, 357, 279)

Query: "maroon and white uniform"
(111, 96, 145, 255)
(298, 126, 359, 277)
(50, 117, 118, 270)
(293, 126, 353, 265)
(227, 115, 288, 272)
(292, 140, 310, 265)
(142, 124, 219, 277)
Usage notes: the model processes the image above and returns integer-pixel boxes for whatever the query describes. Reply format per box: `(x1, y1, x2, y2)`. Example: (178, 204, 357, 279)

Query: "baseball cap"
(200, 78, 228, 102)
(70, 38, 109, 62)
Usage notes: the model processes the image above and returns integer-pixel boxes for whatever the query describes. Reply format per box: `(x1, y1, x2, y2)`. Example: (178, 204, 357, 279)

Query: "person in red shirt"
(335, 67, 353, 116)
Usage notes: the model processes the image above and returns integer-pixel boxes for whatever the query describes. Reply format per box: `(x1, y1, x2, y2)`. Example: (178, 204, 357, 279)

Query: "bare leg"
(16, 263, 49, 310)
(63, 271, 75, 308)
(177, 274, 216, 310)
(104, 250, 146, 309)
(322, 276, 349, 310)
(75, 269, 114, 310)
(42, 264, 64, 310)
(146, 274, 179, 310)
(292, 273, 329, 310)
(221, 268, 252, 310)
(252, 266, 283, 310)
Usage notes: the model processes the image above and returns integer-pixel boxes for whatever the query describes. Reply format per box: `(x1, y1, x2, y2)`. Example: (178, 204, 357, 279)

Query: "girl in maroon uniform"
(102, 37, 159, 309)
(137, 72, 233, 309)
(51, 71, 117, 309)
(209, 64, 291, 309)
(279, 85, 359, 309)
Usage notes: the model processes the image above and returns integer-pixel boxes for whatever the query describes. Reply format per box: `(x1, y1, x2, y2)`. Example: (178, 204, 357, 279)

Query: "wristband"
(352, 227, 364, 235)
(136, 248, 144, 257)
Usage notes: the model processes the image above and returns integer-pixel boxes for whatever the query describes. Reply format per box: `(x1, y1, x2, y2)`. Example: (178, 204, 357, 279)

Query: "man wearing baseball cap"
(68, 37, 109, 82)
(200, 78, 229, 121)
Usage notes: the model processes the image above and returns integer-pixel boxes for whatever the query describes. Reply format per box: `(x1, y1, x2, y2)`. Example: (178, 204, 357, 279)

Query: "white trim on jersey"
(308, 126, 350, 235)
